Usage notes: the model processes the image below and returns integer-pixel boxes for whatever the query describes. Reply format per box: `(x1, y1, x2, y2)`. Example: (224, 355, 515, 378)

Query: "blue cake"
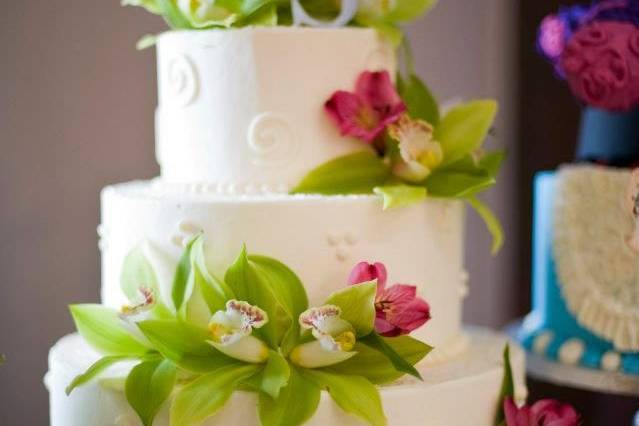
(518, 0, 639, 375)
(519, 167, 639, 374)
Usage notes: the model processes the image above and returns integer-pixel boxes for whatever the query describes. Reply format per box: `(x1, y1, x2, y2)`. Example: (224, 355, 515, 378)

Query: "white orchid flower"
(388, 114, 443, 183)
(207, 300, 269, 363)
(290, 305, 357, 368)
(118, 287, 156, 346)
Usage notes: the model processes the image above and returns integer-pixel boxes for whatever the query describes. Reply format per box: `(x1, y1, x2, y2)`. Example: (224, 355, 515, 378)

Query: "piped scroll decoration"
(553, 165, 639, 351)
(247, 112, 300, 168)
(165, 54, 199, 107)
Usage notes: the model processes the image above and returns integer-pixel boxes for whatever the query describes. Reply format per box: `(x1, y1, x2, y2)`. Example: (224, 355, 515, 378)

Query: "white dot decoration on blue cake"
(532, 331, 554, 354)
(558, 338, 585, 365)
(601, 350, 622, 372)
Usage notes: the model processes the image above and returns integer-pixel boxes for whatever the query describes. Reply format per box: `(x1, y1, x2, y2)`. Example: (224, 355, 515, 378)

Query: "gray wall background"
(0, 1, 518, 424)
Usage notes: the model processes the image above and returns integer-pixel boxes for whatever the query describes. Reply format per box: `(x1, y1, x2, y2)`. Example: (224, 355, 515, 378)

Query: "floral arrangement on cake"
(495, 346, 579, 426)
(292, 63, 505, 253)
(66, 235, 433, 426)
(123, 0, 436, 43)
(538, 0, 639, 112)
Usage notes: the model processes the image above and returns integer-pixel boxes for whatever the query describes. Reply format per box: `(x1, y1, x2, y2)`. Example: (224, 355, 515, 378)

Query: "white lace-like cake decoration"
(553, 165, 639, 351)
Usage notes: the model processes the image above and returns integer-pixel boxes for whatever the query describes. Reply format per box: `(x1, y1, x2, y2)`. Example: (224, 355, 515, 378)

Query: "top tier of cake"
(155, 27, 395, 192)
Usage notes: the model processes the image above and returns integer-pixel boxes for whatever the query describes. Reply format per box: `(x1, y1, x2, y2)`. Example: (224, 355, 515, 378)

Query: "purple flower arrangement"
(538, 0, 639, 112)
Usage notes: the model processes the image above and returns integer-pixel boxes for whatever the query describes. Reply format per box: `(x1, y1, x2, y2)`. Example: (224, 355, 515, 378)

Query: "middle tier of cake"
(100, 180, 468, 358)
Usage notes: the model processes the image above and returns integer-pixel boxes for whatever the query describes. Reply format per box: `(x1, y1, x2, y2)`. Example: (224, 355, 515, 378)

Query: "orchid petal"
(208, 335, 269, 364)
(378, 284, 417, 305)
(348, 262, 388, 290)
(324, 70, 405, 144)
(355, 71, 403, 111)
(290, 340, 358, 368)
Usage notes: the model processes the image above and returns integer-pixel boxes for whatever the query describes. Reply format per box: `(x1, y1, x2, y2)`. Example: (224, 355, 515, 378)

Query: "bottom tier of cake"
(46, 327, 526, 426)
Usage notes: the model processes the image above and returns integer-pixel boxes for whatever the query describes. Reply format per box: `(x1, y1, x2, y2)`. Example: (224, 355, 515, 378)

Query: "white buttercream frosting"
(47, 329, 526, 426)
(553, 165, 639, 351)
(155, 28, 395, 188)
(100, 180, 466, 351)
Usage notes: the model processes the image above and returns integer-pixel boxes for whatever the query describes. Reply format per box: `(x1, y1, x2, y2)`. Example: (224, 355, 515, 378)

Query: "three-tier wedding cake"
(45, 1, 526, 425)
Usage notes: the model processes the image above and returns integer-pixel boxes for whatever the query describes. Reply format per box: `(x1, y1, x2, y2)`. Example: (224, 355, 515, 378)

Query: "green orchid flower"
(207, 300, 270, 363)
(290, 305, 357, 368)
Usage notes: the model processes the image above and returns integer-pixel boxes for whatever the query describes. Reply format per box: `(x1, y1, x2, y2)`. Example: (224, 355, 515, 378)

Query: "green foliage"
(138, 319, 236, 373)
(326, 335, 431, 384)
(225, 247, 310, 350)
(436, 100, 498, 167)
(424, 169, 496, 199)
(259, 350, 291, 399)
(70, 304, 149, 356)
(126, 359, 177, 426)
(258, 366, 320, 426)
(66, 355, 136, 395)
(121, 246, 158, 302)
(172, 237, 196, 313)
(304, 369, 387, 426)
(495, 344, 516, 425)
(374, 185, 427, 210)
(325, 281, 377, 337)
(359, 333, 428, 380)
(69, 240, 432, 426)
(397, 73, 439, 126)
(291, 151, 391, 195)
(170, 364, 261, 426)
(468, 196, 505, 255)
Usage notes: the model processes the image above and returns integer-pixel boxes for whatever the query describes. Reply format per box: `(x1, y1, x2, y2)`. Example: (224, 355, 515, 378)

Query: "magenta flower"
(325, 71, 406, 143)
(504, 398, 579, 426)
(348, 262, 431, 337)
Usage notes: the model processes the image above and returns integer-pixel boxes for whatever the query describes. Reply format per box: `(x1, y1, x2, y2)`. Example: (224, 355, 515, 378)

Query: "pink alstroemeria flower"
(325, 71, 406, 143)
(504, 398, 579, 426)
(348, 262, 431, 337)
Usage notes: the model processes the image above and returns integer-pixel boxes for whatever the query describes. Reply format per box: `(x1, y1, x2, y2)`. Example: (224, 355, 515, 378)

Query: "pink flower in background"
(325, 71, 406, 143)
(504, 398, 579, 426)
(348, 261, 431, 337)
(539, 15, 568, 60)
(561, 21, 639, 111)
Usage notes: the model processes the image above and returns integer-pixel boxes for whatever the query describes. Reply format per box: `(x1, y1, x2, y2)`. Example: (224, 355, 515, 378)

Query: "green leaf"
(291, 151, 391, 195)
(126, 359, 177, 426)
(121, 246, 158, 302)
(136, 34, 157, 50)
(436, 100, 498, 167)
(122, 0, 162, 14)
(303, 370, 387, 426)
(138, 319, 236, 373)
(359, 333, 428, 380)
(170, 364, 261, 426)
(156, 0, 194, 29)
(260, 350, 291, 399)
(191, 236, 234, 309)
(325, 281, 377, 337)
(424, 169, 495, 198)
(397, 73, 439, 126)
(249, 254, 309, 354)
(242, 4, 278, 26)
(70, 304, 149, 356)
(468, 197, 504, 255)
(259, 366, 320, 426)
(224, 248, 295, 349)
(495, 344, 516, 426)
(325, 335, 431, 384)
(172, 237, 196, 313)
(478, 150, 506, 177)
(374, 185, 427, 209)
(66, 355, 133, 395)
(385, 0, 438, 22)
